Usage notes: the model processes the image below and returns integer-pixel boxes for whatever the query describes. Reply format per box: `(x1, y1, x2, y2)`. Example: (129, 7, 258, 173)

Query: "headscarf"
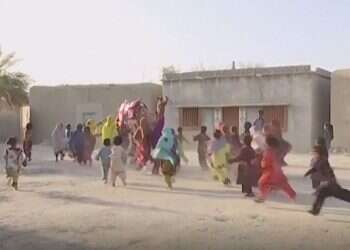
(102, 116, 117, 141)
(208, 135, 227, 155)
(51, 123, 66, 152)
(152, 128, 177, 167)
(86, 119, 97, 136)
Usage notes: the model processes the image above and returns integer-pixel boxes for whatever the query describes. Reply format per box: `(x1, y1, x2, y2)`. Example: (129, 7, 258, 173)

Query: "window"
(82, 112, 97, 123)
(222, 107, 239, 128)
(263, 106, 288, 131)
(180, 108, 199, 128)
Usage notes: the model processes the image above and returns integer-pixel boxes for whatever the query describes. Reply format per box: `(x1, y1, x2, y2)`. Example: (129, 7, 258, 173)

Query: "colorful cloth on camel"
(135, 117, 151, 167)
(118, 99, 148, 126)
(152, 128, 178, 167)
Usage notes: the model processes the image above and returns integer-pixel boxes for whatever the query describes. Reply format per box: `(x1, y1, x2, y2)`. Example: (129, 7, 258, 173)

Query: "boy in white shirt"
(3, 137, 25, 190)
(110, 136, 127, 187)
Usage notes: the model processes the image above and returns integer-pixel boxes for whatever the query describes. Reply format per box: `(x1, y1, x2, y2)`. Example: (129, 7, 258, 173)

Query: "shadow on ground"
(38, 190, 182, 215)
(0, 226, 97, 250)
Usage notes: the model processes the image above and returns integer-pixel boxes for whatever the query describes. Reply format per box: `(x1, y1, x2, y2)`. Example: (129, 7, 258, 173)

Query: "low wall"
(30, 83, 162, 143)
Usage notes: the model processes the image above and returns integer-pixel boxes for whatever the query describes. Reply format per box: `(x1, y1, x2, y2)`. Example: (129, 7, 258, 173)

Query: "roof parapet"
(315, 67, 331, 78)
(163, 65, 330, 81)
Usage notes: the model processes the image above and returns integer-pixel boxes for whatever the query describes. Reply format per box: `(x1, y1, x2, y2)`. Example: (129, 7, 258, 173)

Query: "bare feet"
(254, 197, 265, 203)
(308, 209, 320, 216)
(245, 192, 255, 198)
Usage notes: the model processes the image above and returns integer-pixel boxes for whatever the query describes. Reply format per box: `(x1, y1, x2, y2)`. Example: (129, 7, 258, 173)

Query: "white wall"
(164, 73, 319, 152)
(331, 70, 350, 151)
(30, 83, 162, 143)
(0, 106, 30, 142)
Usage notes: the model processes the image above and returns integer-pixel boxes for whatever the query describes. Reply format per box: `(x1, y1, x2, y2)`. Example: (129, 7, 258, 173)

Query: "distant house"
(29, 83, 161, 143)
(162, 65, 331, 153)
(331, 69, 350, 152)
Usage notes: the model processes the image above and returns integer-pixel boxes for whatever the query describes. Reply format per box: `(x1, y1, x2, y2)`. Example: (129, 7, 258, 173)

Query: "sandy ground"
(1, 145, 350, 250)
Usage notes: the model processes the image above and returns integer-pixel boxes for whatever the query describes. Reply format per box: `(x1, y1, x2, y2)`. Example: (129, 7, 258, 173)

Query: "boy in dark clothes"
(315, 136, 329, 159)
(310, 181, 350, 216)
(229, 135, 257, 197)
(306, 145, 350, 215)
(305, 144, 330, 189)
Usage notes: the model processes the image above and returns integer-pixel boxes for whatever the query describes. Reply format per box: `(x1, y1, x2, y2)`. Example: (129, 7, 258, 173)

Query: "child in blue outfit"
(96, 138, 112, 184)
(152, 128, 179, 189)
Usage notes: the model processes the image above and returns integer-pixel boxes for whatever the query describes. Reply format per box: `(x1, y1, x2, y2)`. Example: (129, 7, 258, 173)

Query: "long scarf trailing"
(102, 116, 117, 141)
(152, 128, 178, 167)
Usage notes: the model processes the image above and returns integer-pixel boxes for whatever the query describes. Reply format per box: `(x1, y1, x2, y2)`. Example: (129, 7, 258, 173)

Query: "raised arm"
(3, 149, 8, 169)
(183, 135, 190, 144)
(304, 167, 316, 177)
(95, 149, 102, 161)
(162, 96, 169, 105)
(228, 149, 244, 164)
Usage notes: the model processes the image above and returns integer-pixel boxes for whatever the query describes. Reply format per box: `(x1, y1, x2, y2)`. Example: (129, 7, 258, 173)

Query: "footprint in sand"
(214, 216, 229, 222)
(249, 214, 265, 225)
(127, 239, 144, 246)
(249, 215, 259, 220)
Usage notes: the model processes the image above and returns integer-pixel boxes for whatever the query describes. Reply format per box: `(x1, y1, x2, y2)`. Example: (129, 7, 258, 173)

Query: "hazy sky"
(1, 0, 349, 85)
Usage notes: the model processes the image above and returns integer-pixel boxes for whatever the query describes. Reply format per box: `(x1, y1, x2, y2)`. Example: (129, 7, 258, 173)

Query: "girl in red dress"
(256, 135, 296, 203)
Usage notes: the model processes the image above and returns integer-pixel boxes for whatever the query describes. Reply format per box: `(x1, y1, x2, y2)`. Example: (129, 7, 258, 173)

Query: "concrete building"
(0, 105, 30, 142)
(30, 83, 162, 143)
(163, 65, 330, 153)
(331, 69, 350, 152)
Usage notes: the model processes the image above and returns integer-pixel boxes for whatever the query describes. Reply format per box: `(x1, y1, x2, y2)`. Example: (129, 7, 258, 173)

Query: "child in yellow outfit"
(208, 129, 232, 185)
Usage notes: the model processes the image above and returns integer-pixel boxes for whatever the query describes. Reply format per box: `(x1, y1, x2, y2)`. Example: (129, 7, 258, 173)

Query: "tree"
(0, 48, 30, 108)
(162, 65, 179, 75)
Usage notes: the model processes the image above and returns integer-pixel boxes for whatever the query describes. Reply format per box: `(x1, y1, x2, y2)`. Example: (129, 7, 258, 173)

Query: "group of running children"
(3, 117, 350, 216)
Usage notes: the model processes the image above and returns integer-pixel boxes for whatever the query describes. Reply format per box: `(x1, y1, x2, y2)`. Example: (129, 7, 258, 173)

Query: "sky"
(0, 0, 349, 85)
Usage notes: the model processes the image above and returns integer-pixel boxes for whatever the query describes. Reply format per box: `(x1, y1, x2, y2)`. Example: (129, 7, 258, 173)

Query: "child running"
(309, 174, 350, 216)
(152, 128, 179, 189)
(305, 144, 330, 190)
(305, 145, 347, 216)
(95, 138, 112, 184)
(208, 129, 232, 185)
(255, 135, 296, 203)
(3, 137, 25, 190)
(110, 136, 127, 187)
(229, 135, 257, 197)
(176, 127, 189, 166)
(193, 126, 210, 170)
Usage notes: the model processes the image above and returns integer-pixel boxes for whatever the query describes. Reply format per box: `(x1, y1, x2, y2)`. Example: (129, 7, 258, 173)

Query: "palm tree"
(0, 48, 30, 108)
